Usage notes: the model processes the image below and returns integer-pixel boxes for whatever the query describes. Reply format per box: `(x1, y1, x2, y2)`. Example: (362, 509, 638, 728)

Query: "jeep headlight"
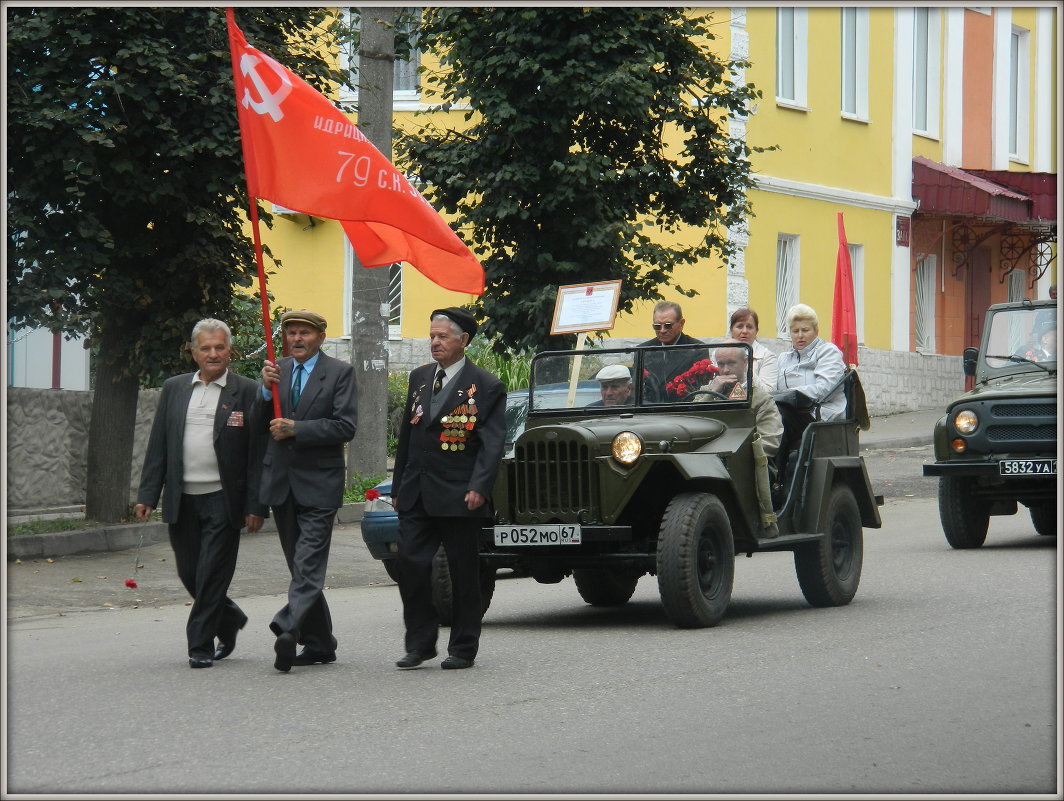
(953, 409, 978, 434)
(612, 431, 642, 465)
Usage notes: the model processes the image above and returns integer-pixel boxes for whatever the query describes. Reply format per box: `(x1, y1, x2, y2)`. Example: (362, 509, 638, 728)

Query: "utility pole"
(347, 7, 396, 487)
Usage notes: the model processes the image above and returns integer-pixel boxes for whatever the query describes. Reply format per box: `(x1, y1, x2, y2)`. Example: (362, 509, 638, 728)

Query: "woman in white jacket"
(775, 304, 847, 422)
(728, 307, 778, 393)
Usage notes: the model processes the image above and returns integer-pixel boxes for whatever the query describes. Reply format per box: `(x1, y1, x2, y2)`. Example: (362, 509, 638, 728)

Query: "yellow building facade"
(254, 6, 1056, 361)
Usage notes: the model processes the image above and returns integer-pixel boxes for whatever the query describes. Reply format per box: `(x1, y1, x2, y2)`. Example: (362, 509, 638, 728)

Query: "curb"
(7, 504, 366, 561)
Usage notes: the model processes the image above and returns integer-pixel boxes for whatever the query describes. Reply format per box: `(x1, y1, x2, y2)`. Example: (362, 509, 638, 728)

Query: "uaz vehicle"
(923, 299, 1057, 548)
(476, 342, 882, 628)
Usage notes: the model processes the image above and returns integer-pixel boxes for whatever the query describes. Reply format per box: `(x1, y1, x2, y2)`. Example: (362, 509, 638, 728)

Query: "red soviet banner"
(226, 10, 484, 295)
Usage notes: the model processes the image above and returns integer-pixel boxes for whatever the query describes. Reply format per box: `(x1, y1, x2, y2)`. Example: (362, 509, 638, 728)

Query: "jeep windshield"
(980, 303, 1057, 377)
(524, 343, 754, 414)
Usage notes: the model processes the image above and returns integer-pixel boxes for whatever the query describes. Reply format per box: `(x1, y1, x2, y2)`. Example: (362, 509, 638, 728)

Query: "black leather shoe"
(213, 619, 247, 661)
(189, 656, 213, 669)
(293, 649, 337, 666)
(273, 632, 296, 672)
(396, 650, 437, 669)
(441, 655, 474, 670)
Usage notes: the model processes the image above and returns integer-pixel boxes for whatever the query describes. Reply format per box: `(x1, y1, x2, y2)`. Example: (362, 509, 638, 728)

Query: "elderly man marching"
(392, 307, 507, 670)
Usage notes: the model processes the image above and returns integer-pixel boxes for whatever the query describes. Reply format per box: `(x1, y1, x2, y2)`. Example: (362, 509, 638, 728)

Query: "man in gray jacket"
(136, 318, 267, 668)
(259, 309, 357, 672)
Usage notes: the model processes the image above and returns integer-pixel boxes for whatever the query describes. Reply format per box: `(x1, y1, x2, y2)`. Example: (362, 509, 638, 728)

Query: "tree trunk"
(84, 326, 141, 523)
(346, 7, 396, 488)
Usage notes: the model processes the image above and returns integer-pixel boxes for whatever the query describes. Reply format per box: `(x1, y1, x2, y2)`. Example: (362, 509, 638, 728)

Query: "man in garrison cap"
(258, 309, 358, 672)
(391, 307, 507, 671)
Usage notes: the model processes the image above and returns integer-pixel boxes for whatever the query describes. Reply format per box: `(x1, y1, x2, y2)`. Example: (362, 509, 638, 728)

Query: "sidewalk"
(5, 407, 943, 562)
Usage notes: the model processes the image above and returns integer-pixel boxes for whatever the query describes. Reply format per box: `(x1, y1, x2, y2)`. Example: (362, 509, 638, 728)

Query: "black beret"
(431, 307, 478, 339)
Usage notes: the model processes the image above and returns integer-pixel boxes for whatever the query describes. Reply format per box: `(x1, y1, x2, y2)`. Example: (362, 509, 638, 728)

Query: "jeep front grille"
(987, 423, 1056, 442)
(992, 403, 1055, 418)
(512, 440, 598, 520)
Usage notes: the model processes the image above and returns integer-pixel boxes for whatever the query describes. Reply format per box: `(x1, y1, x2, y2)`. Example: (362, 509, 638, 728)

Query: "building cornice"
(752, 174, 918, 216)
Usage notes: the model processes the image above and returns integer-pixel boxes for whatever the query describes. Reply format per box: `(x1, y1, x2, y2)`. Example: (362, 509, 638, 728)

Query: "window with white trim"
(775, 234, 800, 336)
(849, 243, 866, 344)
(841, 8, 869, 119)
(912, 8, 941, 137)
(1007, 266, 1028, 301)
(915, 255, 937, 352)
(776, 8, 808, 107)
(388, 262, 403, 339)
(1008, 26, 1030, 161)
(341, 7, 422, 109)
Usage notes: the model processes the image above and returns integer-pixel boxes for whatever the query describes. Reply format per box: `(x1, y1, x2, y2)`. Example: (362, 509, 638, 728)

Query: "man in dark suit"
(136, 318, 268, 669)
(638, 300, 709, 401)
(393, 307, 506, 670)
(259, 309, 357, 672)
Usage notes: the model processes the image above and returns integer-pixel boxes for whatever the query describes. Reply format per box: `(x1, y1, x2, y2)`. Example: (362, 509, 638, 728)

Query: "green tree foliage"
(6, 7, 348, 520)
(399, 8, 769, 352)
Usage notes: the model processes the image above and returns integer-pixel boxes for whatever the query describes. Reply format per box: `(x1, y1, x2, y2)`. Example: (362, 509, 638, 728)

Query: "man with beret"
(587, 364, 633, 407)
(392, 307, 507, 670)
(258, 309, 358, 672)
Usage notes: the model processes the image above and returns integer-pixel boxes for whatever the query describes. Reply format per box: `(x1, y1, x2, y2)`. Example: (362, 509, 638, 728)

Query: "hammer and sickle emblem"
(239, 52, 293, 122)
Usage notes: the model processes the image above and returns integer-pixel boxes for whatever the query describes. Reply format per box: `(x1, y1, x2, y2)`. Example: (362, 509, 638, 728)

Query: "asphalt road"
(5, 447, 1058, 795)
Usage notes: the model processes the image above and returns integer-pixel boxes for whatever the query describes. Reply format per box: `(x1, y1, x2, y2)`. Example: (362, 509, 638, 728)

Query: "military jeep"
(477, 342, 882, 629)
(923, 299, 1057, 548)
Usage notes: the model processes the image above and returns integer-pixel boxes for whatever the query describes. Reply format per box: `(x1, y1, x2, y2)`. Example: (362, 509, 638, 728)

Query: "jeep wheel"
(1030, 503, 1057, 536)
(795, 484, 863, 607)
(573, 569, 639, 606)
(938, 475, 990, 549)
(656, 492, 734, 628)
(431, 548, 495, 627)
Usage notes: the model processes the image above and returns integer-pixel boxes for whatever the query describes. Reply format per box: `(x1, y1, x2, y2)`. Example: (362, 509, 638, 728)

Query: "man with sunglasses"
(638, 301, 709, 401)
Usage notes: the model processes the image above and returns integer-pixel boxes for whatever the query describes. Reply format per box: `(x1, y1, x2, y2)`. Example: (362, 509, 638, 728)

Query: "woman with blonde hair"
(727, 307, 778, 393)
(775, 303, 847, 421)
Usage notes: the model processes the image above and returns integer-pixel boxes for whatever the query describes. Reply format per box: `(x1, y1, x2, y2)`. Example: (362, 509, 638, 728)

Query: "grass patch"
(8, 517, 96, 537)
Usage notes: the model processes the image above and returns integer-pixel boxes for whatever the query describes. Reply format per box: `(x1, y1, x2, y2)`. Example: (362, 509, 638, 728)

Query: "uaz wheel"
(938, 475, 990, 549)
(656, 492, 734, 628)
(1030, 503, 1057, 536)
(794, 484, 863, 607)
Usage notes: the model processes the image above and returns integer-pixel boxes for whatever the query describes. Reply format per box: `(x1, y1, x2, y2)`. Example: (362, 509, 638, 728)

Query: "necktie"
(433, 369, 444, 395)
(291, 365, 303, 409)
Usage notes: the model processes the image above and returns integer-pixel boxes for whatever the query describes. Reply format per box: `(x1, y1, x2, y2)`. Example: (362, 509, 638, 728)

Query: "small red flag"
(832, 211, 859, 367)
(226, 11, 484, 295)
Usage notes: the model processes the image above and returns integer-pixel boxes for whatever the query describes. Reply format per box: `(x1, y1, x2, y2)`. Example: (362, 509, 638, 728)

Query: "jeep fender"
(804, 457, 882, 533)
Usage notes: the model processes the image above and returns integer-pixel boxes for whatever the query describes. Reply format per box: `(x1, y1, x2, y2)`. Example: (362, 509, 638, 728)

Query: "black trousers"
(397, 498, 483, 660)
(270, 495, 337, 653)
(170, 491, 246, 658)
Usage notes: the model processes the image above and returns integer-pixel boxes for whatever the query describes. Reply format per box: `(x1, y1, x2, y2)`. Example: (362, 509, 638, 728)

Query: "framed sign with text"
(549, 280, 623, 335)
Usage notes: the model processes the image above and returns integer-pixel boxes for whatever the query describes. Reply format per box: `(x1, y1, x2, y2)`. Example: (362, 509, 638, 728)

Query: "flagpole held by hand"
(226, 6, 281, 419)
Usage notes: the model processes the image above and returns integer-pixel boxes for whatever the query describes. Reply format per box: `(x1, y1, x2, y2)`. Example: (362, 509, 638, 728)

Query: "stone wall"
(6, 387, 160, 511)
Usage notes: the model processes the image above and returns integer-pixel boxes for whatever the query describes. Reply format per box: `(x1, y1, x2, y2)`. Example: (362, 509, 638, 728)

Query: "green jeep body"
(477, 342, 882, 628)
(923, 299, 1057, 548)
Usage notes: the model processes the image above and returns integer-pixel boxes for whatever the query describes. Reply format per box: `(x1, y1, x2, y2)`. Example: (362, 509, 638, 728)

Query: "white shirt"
(182, 370, 226, 494)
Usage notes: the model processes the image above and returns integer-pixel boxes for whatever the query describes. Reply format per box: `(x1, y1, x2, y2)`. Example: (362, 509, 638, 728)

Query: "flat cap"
(431, 307, 478, 339)
(280, 309, 327, 332)
(595, 364, 631, 382)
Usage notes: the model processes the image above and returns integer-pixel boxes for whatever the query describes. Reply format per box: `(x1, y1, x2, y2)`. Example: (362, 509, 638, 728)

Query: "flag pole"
(226, 7, 282, 419)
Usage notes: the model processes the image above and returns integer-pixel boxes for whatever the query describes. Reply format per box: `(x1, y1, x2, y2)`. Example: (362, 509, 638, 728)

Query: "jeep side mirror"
(962, 347, 979, 377)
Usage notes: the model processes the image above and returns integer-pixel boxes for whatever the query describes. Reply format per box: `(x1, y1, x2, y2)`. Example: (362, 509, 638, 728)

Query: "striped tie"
(291, 365, 303, 409)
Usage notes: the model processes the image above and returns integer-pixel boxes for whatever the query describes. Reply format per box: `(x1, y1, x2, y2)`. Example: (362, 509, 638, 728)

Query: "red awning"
(912, 156, 1032, 223)
(965, 169, 1058, 221)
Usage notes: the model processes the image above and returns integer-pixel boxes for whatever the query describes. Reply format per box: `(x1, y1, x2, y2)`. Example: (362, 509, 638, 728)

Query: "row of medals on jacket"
(441, 383, 478, 451)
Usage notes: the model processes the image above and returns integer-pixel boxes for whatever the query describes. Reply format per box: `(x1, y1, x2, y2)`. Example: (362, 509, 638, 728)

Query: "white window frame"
(849, 243, 866, 345)
(776, 8, 808, 108)
(1007, 265, 1028, 301)
(387, 262, 403, 340)
(339, 7, 423, 111)
(1008, 25, 1031, 163)
(840, 8, 870, 120)
(912, 7, 941, 138)
(775, 234, 801, 336)
(915, 255, 937, 352)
